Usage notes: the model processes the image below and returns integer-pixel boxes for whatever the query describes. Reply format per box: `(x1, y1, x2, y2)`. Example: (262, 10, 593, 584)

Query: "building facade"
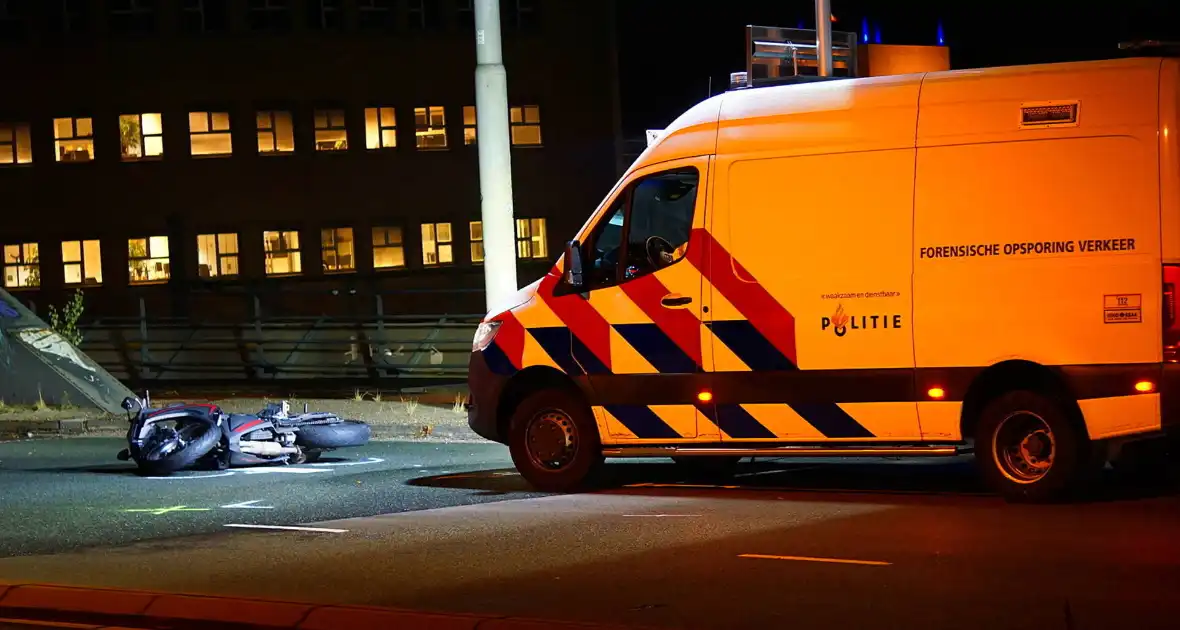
(0, 0, 623, 321)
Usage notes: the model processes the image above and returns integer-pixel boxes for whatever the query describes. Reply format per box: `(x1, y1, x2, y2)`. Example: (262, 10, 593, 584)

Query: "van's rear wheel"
(508, 388, 603, 493)
(975, 390, 1089, 503)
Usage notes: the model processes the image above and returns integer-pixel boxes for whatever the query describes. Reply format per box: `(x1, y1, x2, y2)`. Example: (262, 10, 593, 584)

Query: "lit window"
(421, 223, 453, 266)
(407, 0, 440, 31)
(516, 218, 548, 259)
(469, 221, 484, 263)
(128, 236, 170, 285)
(62, 240, 102, 286)
(372, 227, 405, 269)
(357, 0, 393, 31)
(109, 0, 156, 34)
(257, 110, 294, 154)
(196, 233, 238, 278)
(320, 228, 355, 273)
(54, 117, 94, 162)
(0, 122, 32, 165)
(119, 113, 163, 160)
(2, 243, 39, 289)
(309, 0, 340, 30)
(314, 109, 347, 151)
(263, 230, 301, 276)
(181, 0, 228, 33)
(364, 107, 396, 150)
(415, 106, 447, 150)
(510, 106, 542, 146)
(463, 106, 476, 145)
(189, 111, 232, 157)
(248, 0, 289, 32)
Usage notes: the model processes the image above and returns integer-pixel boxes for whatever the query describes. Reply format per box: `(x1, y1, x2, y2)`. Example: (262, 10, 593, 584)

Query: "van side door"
(558, 156, 716, 442)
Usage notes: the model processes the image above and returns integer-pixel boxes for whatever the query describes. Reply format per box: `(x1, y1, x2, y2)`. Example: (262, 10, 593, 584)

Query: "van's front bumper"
(467, 350, 509, 444)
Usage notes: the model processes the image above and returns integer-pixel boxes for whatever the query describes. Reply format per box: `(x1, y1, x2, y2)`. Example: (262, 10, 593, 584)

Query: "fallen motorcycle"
(116, 395, 372, 476)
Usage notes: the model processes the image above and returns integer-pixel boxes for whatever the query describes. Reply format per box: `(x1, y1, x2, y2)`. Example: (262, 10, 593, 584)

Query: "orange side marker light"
(1134, 380, 1155, 393)
(927, 387, 946, 400)
(697, 390, 713, 403)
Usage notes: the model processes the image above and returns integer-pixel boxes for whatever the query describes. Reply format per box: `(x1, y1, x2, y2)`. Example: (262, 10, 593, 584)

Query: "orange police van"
(467, 55, 1180, 502)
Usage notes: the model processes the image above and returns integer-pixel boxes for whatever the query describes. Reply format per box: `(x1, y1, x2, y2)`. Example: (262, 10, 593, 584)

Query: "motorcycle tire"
(135, 420, 221, 476)
(295, 420, 372, 449)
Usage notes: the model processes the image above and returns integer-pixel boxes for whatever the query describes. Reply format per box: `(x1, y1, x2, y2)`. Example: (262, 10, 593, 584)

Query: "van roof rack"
(727, 72, 850, 91)
(1117, 40, 1180, 56)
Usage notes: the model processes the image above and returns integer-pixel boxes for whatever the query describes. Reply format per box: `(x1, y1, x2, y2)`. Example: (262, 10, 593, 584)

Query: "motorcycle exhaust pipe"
(239, 441, 300, 456)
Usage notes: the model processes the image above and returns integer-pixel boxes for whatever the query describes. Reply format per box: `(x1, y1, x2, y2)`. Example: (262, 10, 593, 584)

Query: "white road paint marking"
(224, 524, 348, 534)
(307, 457, 385, 467)
(144, 471, 237, 480)
(220, 500, 274, 509)
(621, 514, 701, 518)
(738, 553, 891, 567)
(239, 467, 329, 475)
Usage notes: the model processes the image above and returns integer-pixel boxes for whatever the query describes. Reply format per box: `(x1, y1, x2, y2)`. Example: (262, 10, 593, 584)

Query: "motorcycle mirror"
(121, 397, 139, 411)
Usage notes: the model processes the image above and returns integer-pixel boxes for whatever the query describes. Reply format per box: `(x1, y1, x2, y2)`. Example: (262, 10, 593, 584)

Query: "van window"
(582, 167, 699, 289)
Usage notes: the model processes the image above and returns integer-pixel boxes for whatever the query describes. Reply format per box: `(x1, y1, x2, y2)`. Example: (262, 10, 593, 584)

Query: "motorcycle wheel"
(294, 420, 372, 449)
(135, 419, 221, 476)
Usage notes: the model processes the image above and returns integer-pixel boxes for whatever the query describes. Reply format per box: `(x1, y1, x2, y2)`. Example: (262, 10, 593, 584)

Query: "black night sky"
(615, 0, 1180, 137)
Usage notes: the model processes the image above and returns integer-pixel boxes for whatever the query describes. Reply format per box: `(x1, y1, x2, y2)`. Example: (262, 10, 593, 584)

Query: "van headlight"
(472, 321, 502, 352)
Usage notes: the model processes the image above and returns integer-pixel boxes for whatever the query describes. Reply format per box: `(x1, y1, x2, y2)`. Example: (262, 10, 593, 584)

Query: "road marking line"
(224, 524, 348, 533)
(124, 505, 211, 515)
(144, 471, 236, 480)
(738, 553, 890, 566)
(221, 500, 274, 509)
(239, 467, 329, 475)
(625, 483, 741, 489)
(308, 457, 385, 467)
(621, 514, 702, 518)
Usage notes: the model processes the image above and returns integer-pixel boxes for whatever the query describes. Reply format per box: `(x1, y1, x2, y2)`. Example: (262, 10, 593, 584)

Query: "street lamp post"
(474, 0, 519, 313)
(815, 0, 833, 76)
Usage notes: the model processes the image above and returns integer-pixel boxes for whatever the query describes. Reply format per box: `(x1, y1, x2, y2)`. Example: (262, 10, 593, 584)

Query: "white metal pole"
(474, 0, 518, 313)
(815, 0, 833, 76)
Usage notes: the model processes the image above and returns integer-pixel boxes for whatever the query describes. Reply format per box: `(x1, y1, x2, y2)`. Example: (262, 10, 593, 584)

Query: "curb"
(0, 417, 122, 436)
(0, 583, 655, 630)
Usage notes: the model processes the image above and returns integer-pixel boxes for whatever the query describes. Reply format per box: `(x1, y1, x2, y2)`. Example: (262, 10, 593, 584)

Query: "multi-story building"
(0, 0, 623, 320)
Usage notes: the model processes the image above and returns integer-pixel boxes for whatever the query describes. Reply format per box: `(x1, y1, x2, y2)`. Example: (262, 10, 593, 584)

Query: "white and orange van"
(467, 56, 1180, 502)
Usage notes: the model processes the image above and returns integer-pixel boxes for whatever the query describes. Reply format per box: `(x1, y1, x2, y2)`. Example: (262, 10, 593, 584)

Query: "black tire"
(671, 456, 742, 480)
(974, 390, 1090, 503)
(295, 421, 372, 449)
(508, 388, 603, 493)
(135, 420, 221, 476)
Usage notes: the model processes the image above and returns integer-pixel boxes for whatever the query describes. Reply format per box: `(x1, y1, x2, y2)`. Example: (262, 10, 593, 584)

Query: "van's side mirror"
(564, 240, 585, 290)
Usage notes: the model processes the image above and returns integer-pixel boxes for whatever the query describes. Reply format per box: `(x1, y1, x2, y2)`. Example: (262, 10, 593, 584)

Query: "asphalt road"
(1, 438, 1179, 629)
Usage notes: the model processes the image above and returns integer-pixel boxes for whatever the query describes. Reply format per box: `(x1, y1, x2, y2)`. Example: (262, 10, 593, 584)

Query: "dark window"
(180, 0, 228, 33)
(407, 0, 440, 32)
(582, 168, 700, 290)
(308, 0, 341, 30)
(0, 0, 31, 41)
(108, 0, 156, 35)
(500, 0, 538, 33)
(454, 0, 472, 30)
(45, 0, 90, 35)
(248, 0, 290, 33)
(357, 0, 394, 32)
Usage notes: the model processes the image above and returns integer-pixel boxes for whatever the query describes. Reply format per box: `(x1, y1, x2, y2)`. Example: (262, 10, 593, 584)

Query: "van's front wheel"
(975, 390, 1089, 503)
(508, 389, 603, 493)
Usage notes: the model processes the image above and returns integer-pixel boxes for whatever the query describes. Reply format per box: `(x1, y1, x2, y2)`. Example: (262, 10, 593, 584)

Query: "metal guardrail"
(71, 288, 484, 395)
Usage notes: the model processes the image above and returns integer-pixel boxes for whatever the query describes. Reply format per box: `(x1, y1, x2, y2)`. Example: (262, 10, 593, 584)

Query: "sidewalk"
(0, 392, 482, 443)
(0, 582, 655, 630)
